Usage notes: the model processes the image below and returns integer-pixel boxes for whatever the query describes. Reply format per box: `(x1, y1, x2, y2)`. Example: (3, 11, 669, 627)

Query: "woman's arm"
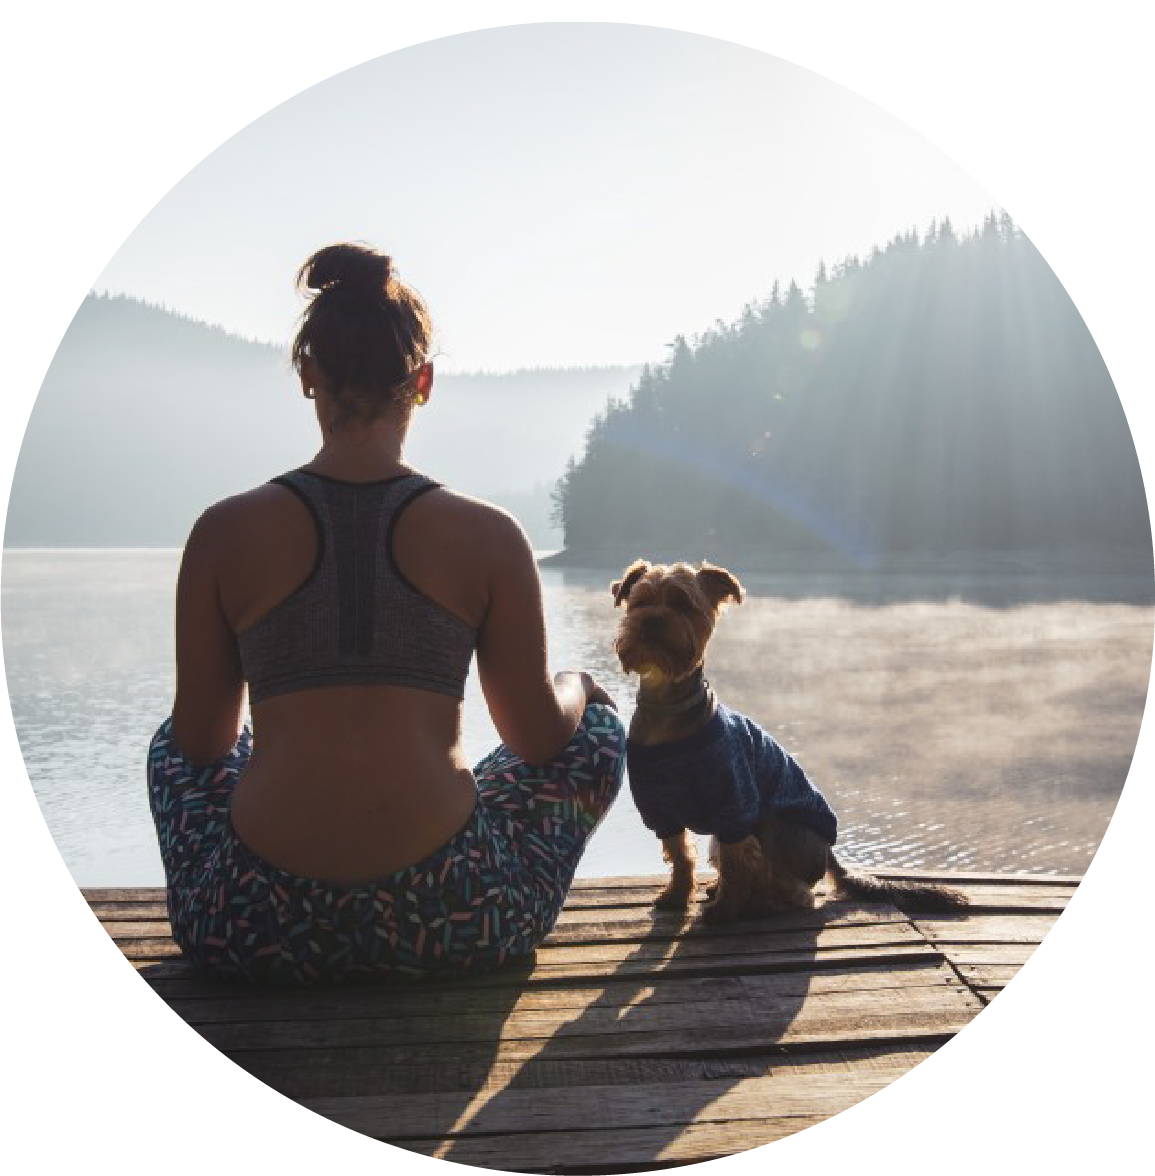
(172, 504, 246, 766)
(475, 511, 611, 765)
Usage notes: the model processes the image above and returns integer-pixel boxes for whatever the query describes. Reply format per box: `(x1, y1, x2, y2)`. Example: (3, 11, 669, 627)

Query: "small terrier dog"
(612, 558, 968, 922)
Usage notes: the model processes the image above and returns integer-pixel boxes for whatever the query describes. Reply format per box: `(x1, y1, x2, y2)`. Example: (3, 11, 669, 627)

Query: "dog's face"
(611, 559, 745, 683)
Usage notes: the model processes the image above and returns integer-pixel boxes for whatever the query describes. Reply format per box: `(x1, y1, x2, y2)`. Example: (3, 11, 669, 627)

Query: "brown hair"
(291, 243, 432, 425)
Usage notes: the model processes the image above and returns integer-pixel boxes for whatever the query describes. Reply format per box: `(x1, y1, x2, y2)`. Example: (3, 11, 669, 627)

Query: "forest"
(552, 214, 1150, 566)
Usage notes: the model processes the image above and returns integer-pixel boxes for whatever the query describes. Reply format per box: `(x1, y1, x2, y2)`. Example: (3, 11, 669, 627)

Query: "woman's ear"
(414, 362, 434, 405)
(299, 355, 320, 399)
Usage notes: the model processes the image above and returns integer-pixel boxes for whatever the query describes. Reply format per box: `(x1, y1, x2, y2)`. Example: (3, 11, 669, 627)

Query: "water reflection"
(3, 550, 1151, 884)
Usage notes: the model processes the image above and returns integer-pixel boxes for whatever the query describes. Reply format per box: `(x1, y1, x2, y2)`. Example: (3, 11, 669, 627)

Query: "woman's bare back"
(175, 470, 571, 882)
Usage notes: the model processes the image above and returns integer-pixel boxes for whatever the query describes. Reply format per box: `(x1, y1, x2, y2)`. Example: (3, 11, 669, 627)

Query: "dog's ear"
(610, 559, 650, 607)
(696, 562, 745, 609)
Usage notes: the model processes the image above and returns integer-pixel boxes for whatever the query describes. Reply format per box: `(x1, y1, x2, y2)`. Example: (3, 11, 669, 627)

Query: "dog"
(612, 558, 969, 922)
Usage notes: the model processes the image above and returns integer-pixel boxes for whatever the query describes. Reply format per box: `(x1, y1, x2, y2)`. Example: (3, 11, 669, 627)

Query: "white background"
(2, 2, 1151, 1172)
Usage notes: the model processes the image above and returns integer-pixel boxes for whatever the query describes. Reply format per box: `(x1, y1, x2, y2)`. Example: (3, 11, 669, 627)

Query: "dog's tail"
(825, 851, 969, 912)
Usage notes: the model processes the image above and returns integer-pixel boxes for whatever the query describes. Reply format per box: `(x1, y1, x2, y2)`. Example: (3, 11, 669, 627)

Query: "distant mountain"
(5, 294, 640, 547)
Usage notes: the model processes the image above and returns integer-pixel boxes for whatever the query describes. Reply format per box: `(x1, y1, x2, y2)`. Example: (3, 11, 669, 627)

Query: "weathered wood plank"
(136, 943, 944, 996)
(86, 903, 170, 921)
(552, 902, 901, 933)
(90, 900, 907, 939)
(87, 884, 1075, 926)
(932, 883, 1078, 901)
(926, 890, 1073, 913)
(164, 962, 961, 1025)
(231, 1022, 965, 1100)
(868, 867, 1082, 885)
(737, 963, 962, 1002)
(954, 963, 1027, 990)
(384, 942, 943, 984)
(537, 920, 925, 964)
(540, 884, 1078, 915)
(111, 918, 925, 964)
(94, 906, 910, 946)
(301, 1070, 906, 1144)
(912, 913, 1059, 944)
(196, 984, 981, 1058)
(110, 938, 187, 958)
(934, 943, 1038, 967)
(213, 979, 978, 1048)
(214, 1043, 942, 1100)
(82, 887, 167, 903)
(395, 1114, 871, 1168)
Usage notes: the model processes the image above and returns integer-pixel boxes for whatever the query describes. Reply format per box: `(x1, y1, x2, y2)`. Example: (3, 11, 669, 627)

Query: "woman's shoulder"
(190, 482, 285, 528)
(182, 480, 301, 561)
(417, 485, 532, 548)
(399, 486, 537, 598)
(186, 477, 535, 578)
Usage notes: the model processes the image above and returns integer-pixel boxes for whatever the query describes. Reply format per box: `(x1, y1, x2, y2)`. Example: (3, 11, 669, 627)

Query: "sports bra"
(237, 469, 477, 704)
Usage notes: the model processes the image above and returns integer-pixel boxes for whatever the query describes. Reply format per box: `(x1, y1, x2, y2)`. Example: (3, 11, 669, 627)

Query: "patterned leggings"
(147, 704, 625, 986)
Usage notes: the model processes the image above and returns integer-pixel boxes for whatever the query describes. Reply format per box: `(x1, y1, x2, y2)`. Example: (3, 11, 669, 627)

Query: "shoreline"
(537, 544, 1155, 606)
(538, 542, 1154, 575)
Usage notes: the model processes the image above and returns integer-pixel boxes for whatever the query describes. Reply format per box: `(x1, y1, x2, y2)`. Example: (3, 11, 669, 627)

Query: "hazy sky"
(94, 23, 995, 372)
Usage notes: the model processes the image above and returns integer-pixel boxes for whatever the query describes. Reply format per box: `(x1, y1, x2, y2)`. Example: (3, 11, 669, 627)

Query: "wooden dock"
(84, 870, 1076, 1171)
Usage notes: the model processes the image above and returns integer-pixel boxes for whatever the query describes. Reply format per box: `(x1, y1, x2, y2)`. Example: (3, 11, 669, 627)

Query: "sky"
(93, 23, 996, 373)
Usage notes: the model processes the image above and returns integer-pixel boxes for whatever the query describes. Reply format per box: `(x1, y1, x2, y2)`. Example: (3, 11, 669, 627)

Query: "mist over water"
(4, 550, 1149, 885)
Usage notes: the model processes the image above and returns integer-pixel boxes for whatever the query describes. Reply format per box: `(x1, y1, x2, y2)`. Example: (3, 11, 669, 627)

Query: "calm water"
(2, 549, 1151, 885)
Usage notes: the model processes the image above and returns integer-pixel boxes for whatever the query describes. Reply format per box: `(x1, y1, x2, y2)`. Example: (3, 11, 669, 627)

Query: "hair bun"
(298, 243, 392, 299)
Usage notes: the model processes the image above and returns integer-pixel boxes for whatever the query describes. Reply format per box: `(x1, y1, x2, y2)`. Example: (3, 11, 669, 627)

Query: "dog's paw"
(653, 888, 693, 911)
(700, 896, 741, 924)
(766, 881, 817, 911)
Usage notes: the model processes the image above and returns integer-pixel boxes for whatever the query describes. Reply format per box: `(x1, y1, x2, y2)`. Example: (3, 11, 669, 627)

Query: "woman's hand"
(554, 670, 618, 712)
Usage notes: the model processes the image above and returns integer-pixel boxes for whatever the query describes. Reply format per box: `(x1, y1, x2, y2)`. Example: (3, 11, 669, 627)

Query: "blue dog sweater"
(627, 703, 837, 846)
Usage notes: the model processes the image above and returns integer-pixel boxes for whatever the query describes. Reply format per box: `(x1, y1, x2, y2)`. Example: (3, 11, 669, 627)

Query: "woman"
(147, 243, 625, 985)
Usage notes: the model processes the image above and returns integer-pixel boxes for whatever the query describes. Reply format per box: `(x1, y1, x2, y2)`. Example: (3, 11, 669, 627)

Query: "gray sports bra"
(237, 469, 477, 704)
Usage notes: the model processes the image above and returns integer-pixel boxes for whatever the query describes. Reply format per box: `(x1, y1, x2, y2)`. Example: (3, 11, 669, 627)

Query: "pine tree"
(552, 211, 1147, 559)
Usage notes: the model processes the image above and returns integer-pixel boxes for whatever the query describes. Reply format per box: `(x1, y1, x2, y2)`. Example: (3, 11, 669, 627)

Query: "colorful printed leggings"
(147, 704, 625, 986)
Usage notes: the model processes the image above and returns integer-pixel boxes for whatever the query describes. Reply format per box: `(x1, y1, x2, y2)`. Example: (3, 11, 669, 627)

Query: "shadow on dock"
(85, 871, 1075, 1171)
(433, 904, 821, 1170)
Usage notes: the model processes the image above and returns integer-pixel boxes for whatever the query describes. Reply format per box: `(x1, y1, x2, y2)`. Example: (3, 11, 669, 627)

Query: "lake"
(2, 548, 1151, 885)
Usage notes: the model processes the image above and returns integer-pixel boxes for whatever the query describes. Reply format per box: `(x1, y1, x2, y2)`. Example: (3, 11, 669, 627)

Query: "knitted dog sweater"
(627, 703, 838, 845)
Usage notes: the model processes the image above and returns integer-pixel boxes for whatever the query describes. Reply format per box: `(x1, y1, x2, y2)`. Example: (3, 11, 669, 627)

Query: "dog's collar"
(634, 668, 711, 716)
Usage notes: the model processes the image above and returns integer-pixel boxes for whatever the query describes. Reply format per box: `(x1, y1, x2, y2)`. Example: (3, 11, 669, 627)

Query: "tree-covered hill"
(552, 214, 1150, 568)
(6, 294, 638, 547)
